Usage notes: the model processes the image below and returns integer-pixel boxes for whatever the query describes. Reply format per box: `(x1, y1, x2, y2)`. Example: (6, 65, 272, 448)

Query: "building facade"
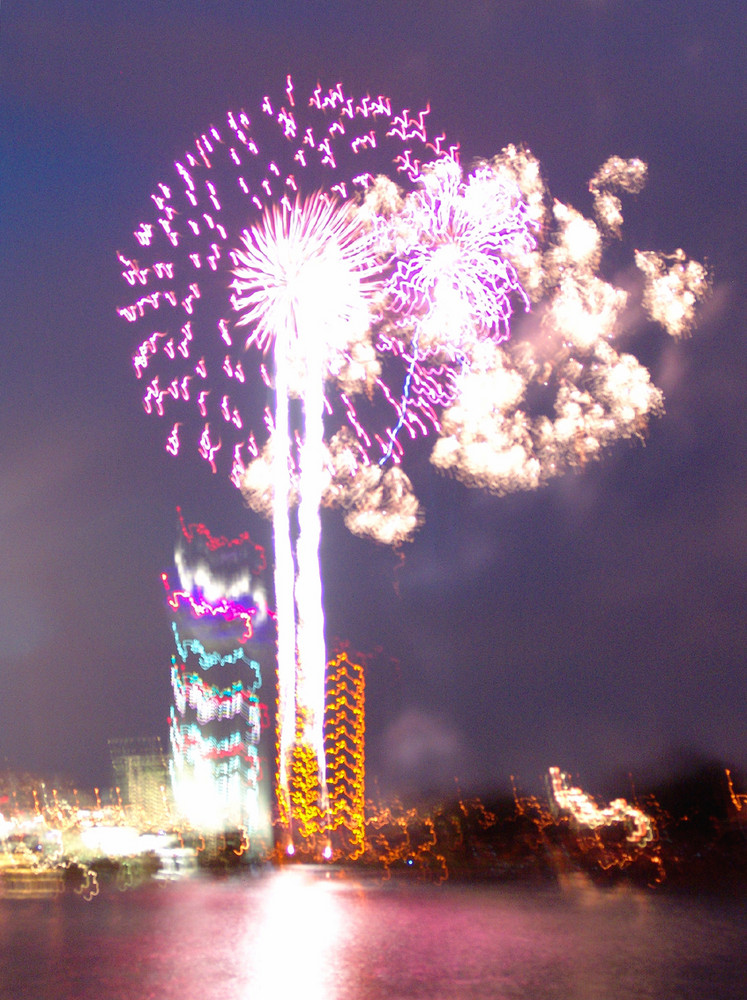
(279, 648, 366, 859)
(109, 736, 171, 828)
(324, 650, 366, 859)
(166, 510, 274, 847)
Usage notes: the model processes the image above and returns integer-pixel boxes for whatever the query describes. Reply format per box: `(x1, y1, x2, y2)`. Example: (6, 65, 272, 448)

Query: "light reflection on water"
(0, 868, 745, 1000)
(249, 866, 350, 1000)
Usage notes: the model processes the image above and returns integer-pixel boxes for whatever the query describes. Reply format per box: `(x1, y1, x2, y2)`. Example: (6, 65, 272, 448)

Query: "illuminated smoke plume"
(588, 155, 648, 236)
(419, 149, 709, 497)
(634, 248, 710, 338)
(119, 78, 709, 852)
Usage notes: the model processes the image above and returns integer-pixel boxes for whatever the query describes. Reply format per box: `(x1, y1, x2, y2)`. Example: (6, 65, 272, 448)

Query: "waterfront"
(0, 868, 745, 1000)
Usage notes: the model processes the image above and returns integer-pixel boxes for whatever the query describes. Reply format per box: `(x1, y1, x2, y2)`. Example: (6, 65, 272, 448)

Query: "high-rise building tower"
(166, 510, 274, 847)
(279, 648, 366, 859)
(324, 650, 366, 860)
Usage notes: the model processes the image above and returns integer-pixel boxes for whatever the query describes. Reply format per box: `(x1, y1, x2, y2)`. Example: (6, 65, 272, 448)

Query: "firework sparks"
(588, 155, 648, 236)
(422, 149, 708, 496)
(634, 248, 710, 338)
(385, 157, 535, 351)
(119, 77, 709, 853)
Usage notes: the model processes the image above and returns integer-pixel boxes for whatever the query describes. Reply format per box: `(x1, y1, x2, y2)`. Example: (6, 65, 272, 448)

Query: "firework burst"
(387, 158, 535, 351)
(118, 80, 709, 855)
(232, 192, 384, 362)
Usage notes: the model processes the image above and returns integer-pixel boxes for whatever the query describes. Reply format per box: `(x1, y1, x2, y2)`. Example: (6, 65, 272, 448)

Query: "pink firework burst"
(116, 77, 462, 485)
(117, 78, 537, 486)
(117, 78, 486, 851)
(386, 158, 535, 349)
(368, 158, 537, 465)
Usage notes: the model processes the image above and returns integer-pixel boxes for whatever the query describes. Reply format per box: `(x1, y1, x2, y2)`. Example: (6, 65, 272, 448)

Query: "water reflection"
(0, 872, 745, 1000)
(249, 867, 350, 1000)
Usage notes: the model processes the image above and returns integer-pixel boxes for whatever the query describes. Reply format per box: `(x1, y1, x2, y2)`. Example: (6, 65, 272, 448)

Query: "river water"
(0, 868, 745, 1000)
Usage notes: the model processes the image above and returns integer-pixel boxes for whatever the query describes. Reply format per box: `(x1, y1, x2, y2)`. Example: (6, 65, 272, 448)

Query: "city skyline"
(1, 0, 744, 801)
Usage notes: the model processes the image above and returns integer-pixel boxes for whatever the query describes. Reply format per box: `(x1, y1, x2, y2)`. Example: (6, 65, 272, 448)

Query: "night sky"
(1, 0, 744, 801)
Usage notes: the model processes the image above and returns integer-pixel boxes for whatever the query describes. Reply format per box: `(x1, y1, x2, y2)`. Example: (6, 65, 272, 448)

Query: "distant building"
(109, 736, 171, 828)
(165, 510, 274, 848)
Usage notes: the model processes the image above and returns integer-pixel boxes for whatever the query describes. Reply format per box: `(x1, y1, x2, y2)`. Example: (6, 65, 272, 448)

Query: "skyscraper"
(280, 648, 366, 859)
(324, 650, 366, 860)
(166, 510, 274, 847)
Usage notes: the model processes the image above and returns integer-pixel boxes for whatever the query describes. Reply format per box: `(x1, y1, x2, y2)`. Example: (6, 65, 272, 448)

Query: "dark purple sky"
(1, 0, 744, 800)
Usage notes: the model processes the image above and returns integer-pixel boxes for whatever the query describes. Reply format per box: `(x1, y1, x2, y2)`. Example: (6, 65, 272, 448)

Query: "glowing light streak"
(171, 723, 260, 767)
(132, 331, 165, 377)
(548, 767, 653, 845)
(230, 444, 245, 488)
(218, 318, 232, 345)
(118, 253, 149, 286)
(142, 375, 182, 417)
(726, 769, 747, 821)
(323, 651, 365, 859)
(198, 422, 221, 473)
(177, 324, 192, 358)
(166, 423, 180, 456)
(134, 223, 154, 245)
(176, 506, 266, 566)
(339, 393, 372, 448)
(171, 664, 261, 728)
(393, 149, 422, 182)
(161, 573, 255, 640)
(365, 798, 447, 881)
(170, 624, 263, 680)
(117, 291, 170, 323)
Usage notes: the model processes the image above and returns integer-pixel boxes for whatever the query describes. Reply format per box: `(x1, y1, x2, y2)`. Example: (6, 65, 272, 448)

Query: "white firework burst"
(231, 192, 384, 375)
